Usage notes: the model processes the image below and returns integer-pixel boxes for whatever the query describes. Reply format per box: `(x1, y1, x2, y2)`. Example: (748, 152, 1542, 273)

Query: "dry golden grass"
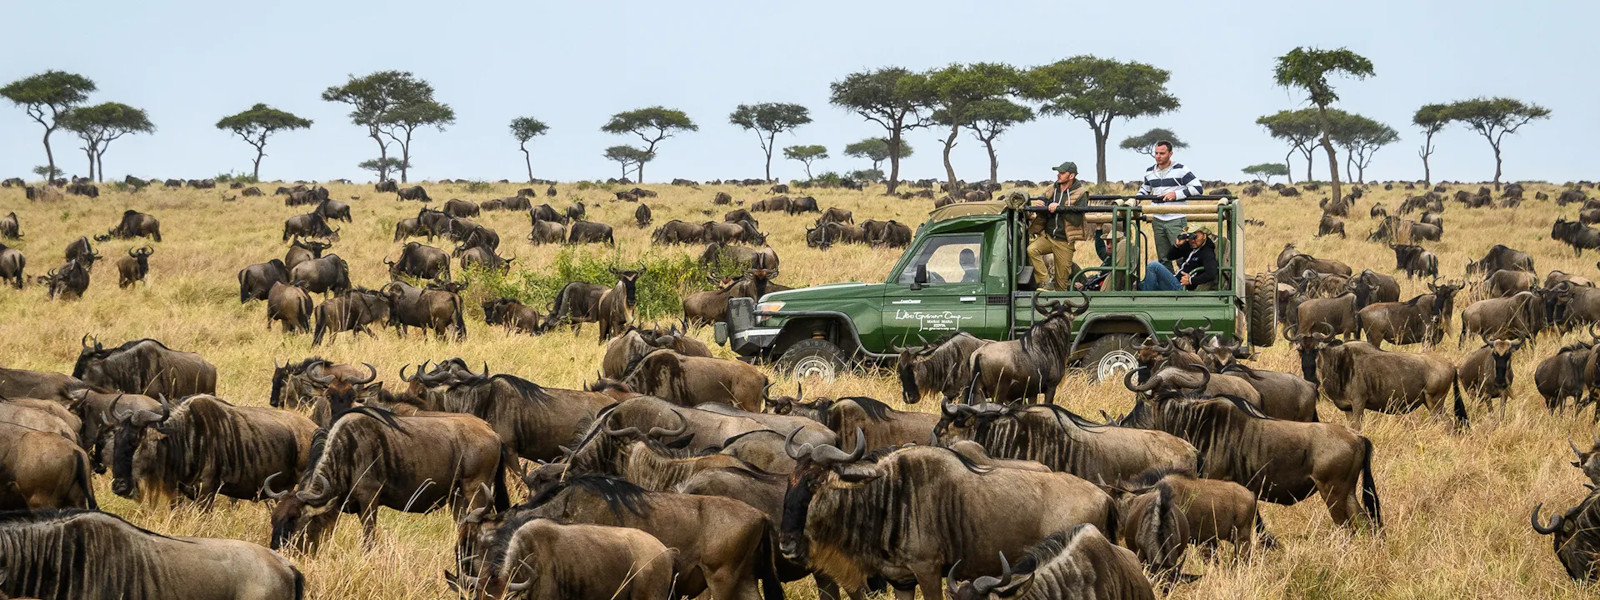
(2, 177, 1597, 599)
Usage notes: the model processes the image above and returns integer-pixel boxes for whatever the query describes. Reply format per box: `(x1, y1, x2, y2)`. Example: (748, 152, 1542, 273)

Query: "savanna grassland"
(2, 176, 1598, 599)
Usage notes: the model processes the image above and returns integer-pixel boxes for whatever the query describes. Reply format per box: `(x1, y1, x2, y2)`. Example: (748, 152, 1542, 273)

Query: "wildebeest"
(1553, 218, 1600, 255)
(818, 206, 854, 225)
(265, 281, 313, 333)
(456, 244, 513, 274)
(595, 268, 643, 343)
(0, 367, 85, 405)
(599, 327, 711, 379)
(0, 422, 96, 511)
(615, 349, 768, 412)
(444, 198, 480, 218)
(771, 395, 936, 453)
(1532, 488, 1600, 581)
(1294, 293, 1362, 340)
(543, 280, 609, 330)
(42, 259, 90, 300)
(397, 185, 432, 202)
(1119, 393, 1381, 530)
(482, 298, 545, 335)
(1482, 269, 1538, 299)
(897, 332, 992, 405)
(386, 241, 451, 281)
(947, 525, 1154, 600)
(96, 211, 162, 244)
(1458, 336, 1524, 418)
(109, 394, 317, 504)
(1273, 252, 1351, 284)
(430, 369, 615, 464)
(268, 407, 509, 551)
(1536, 340, 1593, 415)
(786, 195, 819, 214)
(459, 516, 676, 600)
(238, 258, 289, 302)
(699, 242, 781, 271)
(0, 509, 304, 600)
(268, 358, 376, 411)
(634, 203, 652, 227)
(287, 254, 350, 297)
(527, 220, 566, 245)
(384, 280, 467, 340)
(1355, 294, 1445, 349)
(966, 293, 1090, 403)
(529, 203, 568, 225)
(937, 402, 1197, 486)
(281, 212, 339, 242)
(0, 212, 18, 240)
(565, 201, 586, 222)
(567, 220, 614, 245)
(1466, 244, 1536, 278)
(1295, 333, 1467, 431)
(1317, 214, 1346, 238)
(1116, 468, 1275, 560)
(115, 247, 153, 288)
(1459, 291, 1544, 346)
(63, 236, 99, 267)
(376, 179, 397, 193)
(869, 220, 914, 248)
(0, 242, 25, 288)
(651, 220, 705, 245)
(313, 198, 351, 223)
(1390, 243, 1438, 279)
(312, 288, 391, 345)
(284, 238, 331, 271)
(781, 442, 1117, 599)
(284, 186, 328, 206)
(73, 336, 217, 398)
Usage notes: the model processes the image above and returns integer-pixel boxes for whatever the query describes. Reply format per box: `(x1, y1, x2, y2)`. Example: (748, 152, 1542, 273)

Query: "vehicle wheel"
(1082, 334, 1139, 383)
(1247, 272, 1278, 347)
(776, 339, 848, 382)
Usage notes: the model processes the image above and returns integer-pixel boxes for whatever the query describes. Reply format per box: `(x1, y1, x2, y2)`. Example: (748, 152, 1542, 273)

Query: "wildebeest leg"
(706, 565, 760, 600)
(1317, 477, 1360, 529)
(1348, 396, 1367, 432)
(913, 565, 945, 600)
(360, 504, 381, 549)
(813, 574, 843, 600)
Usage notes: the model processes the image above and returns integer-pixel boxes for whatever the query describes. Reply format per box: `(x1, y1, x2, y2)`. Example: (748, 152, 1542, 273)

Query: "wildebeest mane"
(522, 474, 651, 519)
(836, 396, 893, 422)
(0, 509, 177, 599)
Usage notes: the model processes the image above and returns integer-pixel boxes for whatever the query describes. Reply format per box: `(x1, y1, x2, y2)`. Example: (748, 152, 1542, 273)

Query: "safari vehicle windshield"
(894, 234, 983, 285)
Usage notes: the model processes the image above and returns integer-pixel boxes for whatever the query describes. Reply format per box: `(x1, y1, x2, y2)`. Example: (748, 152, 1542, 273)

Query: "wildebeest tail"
(1451, 374, 1469, 431)
(1253, 512, 1279, 550)
(492, 448, 512, 511)
(76, 450, 98, 510)
(237, 270, 247, 303)
(452, 294, 467, 341)
(297, 294, 312, 331)
(1359, 437, 1383, 531)
(962, 355, 982, 404)
(293, 566, 306, 600)
(1103, 496, 1119, 543)
(312, 306, 327, 345)
(756, 520, 785, 600)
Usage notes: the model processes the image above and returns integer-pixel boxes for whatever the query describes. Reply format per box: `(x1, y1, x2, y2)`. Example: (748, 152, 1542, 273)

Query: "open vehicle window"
(895, 234, 983, 284)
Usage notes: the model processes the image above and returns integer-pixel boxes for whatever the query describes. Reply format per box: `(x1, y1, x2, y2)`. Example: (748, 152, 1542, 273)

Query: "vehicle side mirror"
(911, 264, 929, 290)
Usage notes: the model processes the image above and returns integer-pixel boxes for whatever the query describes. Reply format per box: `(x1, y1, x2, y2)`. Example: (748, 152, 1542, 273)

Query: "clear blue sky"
(1, 0, 1591, 185)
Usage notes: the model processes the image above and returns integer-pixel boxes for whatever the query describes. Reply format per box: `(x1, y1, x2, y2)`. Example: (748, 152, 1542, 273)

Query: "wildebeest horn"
(263, 472, 290, 500)
(307, 364, 335, 385)
(1572, 438, 1586, 461)
(399, 364, 415, 382)
(648, 411, 688, 438)
(1171, 318, 1185, 338)
(81, 333, 92, 348)
(784, 428, 815, 460)
(1181, 364, 1211, 391)
(296, 473, 332, 504)
(1531, 503, 1563, 535)
(101, 394, 124, 426)
(506, 577, 534, 592)
(353, 363, 378, 385)
(809, 428, 866, 465)
(601, 413, 642, 438)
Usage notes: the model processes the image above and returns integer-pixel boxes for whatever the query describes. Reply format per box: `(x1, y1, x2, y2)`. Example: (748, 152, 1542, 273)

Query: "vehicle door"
(880, 232, 992, 348)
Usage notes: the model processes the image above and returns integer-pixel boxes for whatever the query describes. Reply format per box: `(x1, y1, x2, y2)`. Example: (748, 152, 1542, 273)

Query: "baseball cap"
(1052, 161, 1078, 174)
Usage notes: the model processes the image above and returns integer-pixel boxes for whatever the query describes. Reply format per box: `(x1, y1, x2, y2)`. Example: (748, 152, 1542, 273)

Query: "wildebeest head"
(896, 346, 934, 404)
(1570, 436, 1600, 486)
(948, 552, 1034, 600)
(109, 395, 173, 499)
(1283, 323, 1335, 384)
(307, 362, 378, 419)
(267, 431, 341, 551)
(1169, 317, 1212, 352)
(779, 428, 868, 560)
(291, 237, 331, 258)
(610, 268, 644, 307)
(1482, 335, 1523, 389)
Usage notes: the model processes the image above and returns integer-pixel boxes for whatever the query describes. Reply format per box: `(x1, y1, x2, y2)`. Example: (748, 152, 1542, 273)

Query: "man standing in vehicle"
(1138, 141, 1202, 270)
(1027, 161, 1088, 291)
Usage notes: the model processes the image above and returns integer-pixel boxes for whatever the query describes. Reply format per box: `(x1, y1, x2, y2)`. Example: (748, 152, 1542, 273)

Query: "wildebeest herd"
(5, 178, 1600, 599)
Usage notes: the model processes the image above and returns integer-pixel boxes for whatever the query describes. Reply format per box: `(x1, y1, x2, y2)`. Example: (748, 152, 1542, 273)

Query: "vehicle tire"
(1247, 272, 1278, 347)
(1082, 334, 1140, 383)
(776, 339, 848, 382)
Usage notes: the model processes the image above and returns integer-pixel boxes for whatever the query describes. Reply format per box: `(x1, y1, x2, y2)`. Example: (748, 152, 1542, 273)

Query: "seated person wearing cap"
(1137, 223, 1218, 292)
(1027, 161, 1088, 291)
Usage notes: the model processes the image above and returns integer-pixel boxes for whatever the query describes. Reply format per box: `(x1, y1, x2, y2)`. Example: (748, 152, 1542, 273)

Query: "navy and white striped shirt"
(1138, 163, 1203, 221)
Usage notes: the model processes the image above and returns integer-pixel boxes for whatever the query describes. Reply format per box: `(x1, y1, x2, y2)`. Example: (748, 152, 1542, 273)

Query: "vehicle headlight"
(756, 301, 785, 314)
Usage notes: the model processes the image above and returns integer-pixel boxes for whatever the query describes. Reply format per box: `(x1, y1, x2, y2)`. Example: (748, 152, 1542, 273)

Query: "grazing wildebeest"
(312, 288, 391, 345)
(115, 247, 153, 288)
(782, 441, 1117, 600)
(456, 244, 513, 274)
(0, 242, 25, 289)
(237, 258, 288, 302)
(431, 370, 615, 464)
(896, 332, 992, 405)
(267, 408, 509, 552)
(1115, 468, 1276, 560)
(527, 220, 566, 245)
(651, 219, 704, 245)
(1536, 340, 1593, 416)
(1317, 214, 1346, 238)
(616, 349, 769, 412)
(567, 220, 615, 245)
(63, 236, 99, 267)
(596, 268, 643, 343)
(95, 210, 162, 243)
(0, 211, 20, 239)
(376, 179, 397, 193)
(1355, 294, 1446, 349)
(947, 525, 1154, 600)
(444, 198, 481, 218)
(0, 422, 96, 511)
(109, 394, 318, 504)
(385, 280, 467, 340)
(281, 212, 339, 242)
(965, 292, 1091, 403)
(1466, 244, 1536, 278)
(283, 237, 331, 271)
(457, 516, 676, 600)
(386, 241, 450, 281)
(818, 206, 854, 225)
(0, 509, 304, 600)
(936, 402, 1197, 485)
(41, 259, 90, 300)
(482, 298, 545, 335)
(543, 280, 609, 329)
(1390, 243, 1438, 279)
(1532, 488, 1600, 581)
(768, 395, 933, 452)
(529, 203, 568, 225)
(1458, 336, 1524, 418)
(288, 254, 350, 297)
(1482, 269, 1538, 298)
(786, 195, 819, 214)
(634, 203, 652, 227)
(266, 281, 313, 333)
(313, 198, 351, 222)
(397, 185, 432, 202)
(73, 336, 217, 398)
(1459, 291, 1544, 346)
(1295, 293, 1362, 340)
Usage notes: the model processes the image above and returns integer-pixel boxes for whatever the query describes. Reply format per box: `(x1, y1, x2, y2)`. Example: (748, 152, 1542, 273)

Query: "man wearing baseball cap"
(1138, 222, 1218, 292)
(1027, 161, 1088, 290)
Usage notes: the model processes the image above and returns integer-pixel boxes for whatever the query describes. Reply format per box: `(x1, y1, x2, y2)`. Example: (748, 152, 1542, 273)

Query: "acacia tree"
(728, 103, 810, 181)
(381, 97, 454, 183)
(830, 67, 931, 194)
(1330, 112, 1397, 183)
(215, 103, 312, 180)
(925, 63, 1019, 191)
(1256, 109, 1321, 183)
(1021, 56, 1179, 184)
(61, 102, 154, 182)
(1119, 128, 1187, 156)
(964, 99, 1033, 186)
(601, 107, 696, 183)
(1412, 103, 1449, 186)
(1444, 97, 1551, 190)
(0, 71, 96, 182)
(508, 117, 550, 184)
(783, 145, 828, 180)
(1273, 46, 1374, 204)
(1242, 163, 1290, 184)
(322, 71, 437, 182)
(843, 137, 912, 172)
(358, 157, 405, 179)
(603, 145, 652, 180)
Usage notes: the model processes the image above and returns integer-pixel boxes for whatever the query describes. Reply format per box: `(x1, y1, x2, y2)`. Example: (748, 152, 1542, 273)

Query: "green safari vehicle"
(715, 193, 1277, 381)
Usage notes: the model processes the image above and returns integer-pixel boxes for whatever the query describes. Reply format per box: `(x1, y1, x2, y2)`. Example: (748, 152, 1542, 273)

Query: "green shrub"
(215, 172, 259, 184)
(465, 180, 493, 193)
(575, 181, 596, 191)
(459, 249, 716, 320)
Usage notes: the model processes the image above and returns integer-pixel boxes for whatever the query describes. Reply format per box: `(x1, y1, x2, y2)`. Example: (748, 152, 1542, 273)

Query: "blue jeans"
(1139, 261, 1182, 291)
